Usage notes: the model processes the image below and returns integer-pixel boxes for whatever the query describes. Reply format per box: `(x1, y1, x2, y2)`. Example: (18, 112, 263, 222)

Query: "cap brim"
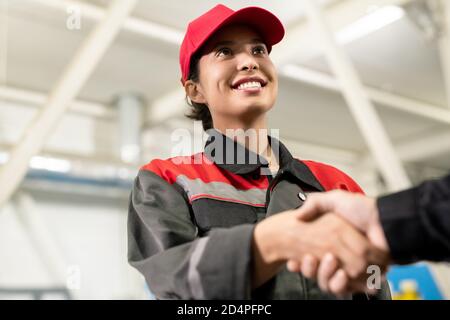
(222, 7, 285, 49)
(200, 6, 285, 54)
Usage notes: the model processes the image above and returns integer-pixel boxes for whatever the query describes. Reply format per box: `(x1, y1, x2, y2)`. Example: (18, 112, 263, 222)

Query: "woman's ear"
(184, 80, 207, 104)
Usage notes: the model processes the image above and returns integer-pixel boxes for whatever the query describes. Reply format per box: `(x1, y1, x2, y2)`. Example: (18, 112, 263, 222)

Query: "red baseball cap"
(179, 4, 285, 84)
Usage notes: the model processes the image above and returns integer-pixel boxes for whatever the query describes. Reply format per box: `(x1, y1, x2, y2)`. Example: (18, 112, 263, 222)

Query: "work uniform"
(128, 129, 391, 300)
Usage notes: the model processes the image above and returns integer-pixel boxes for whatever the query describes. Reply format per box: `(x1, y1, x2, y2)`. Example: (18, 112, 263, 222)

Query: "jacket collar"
(204, 129, 324, 191)
(204, 129, 267, 175)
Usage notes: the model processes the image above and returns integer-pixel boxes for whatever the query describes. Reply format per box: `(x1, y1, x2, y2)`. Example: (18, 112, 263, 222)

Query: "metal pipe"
(113, 94, 144, 164)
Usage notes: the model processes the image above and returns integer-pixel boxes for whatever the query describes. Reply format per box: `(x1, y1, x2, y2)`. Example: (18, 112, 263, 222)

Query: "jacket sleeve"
(377, 173, 450, 264)
(127, 168, 255, 299)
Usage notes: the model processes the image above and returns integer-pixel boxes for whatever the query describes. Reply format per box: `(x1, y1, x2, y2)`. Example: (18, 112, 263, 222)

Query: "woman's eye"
(253, 46, 267, 55)
(217, 47, 232, 57)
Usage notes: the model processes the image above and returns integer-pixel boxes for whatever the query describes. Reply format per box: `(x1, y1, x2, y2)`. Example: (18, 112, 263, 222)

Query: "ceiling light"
(29, 156, 72, 173)
(0, 151, 9, 164)
(336, 5, 405, 44)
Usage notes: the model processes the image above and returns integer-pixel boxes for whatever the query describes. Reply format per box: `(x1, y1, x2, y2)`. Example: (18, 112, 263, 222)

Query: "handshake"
(252, 190, 392, 296)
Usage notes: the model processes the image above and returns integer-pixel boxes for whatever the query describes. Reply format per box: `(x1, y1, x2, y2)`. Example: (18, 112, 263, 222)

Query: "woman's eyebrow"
(212, 38, 265, 49)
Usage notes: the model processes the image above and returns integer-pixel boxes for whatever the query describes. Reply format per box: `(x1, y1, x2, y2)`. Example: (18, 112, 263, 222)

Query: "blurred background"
(0, 0, 449, 299)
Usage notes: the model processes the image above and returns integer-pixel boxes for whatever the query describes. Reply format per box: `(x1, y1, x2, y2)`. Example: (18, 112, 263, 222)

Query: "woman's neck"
(213, 115, 276, 167)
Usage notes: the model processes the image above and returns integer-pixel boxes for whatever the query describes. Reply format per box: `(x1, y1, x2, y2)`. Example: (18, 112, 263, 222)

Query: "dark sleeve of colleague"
(377, 173, 450, 264)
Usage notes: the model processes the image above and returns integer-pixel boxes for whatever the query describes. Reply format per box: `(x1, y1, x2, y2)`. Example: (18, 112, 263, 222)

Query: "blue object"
(387, 263, 444, 300)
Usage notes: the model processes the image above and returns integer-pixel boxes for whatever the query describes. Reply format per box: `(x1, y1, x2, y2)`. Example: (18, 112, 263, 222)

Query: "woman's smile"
(231, 76, 268, 94)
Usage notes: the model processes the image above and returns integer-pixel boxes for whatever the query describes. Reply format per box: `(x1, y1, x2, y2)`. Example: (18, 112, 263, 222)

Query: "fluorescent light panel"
(29, 156, 72, 173)
(336, 5, 405, 44)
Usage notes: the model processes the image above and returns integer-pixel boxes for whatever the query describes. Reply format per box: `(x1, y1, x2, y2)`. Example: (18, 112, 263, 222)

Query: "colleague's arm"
(378, 173, 450, 264)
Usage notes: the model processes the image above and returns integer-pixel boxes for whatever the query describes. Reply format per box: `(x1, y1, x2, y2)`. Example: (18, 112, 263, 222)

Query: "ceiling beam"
(0, 141, 133, 168)
(281, 65, 450, 125)
(0, 85, 115, 119)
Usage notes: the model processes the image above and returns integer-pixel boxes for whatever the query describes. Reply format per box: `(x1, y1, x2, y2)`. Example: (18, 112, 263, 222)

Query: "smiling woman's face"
(187, 24, 278, 126)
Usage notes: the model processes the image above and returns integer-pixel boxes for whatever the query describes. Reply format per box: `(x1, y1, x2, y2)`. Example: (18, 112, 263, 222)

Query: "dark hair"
(185, 52, 213, 131)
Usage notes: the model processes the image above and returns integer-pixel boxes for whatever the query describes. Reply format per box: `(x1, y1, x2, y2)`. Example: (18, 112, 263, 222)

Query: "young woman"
(128, 4, 391, 300)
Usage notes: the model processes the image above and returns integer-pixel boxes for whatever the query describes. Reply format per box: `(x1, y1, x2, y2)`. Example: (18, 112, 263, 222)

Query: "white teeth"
(236, 81, 262, 90)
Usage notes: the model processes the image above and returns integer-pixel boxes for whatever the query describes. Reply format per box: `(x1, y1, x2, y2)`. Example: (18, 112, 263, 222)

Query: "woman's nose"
(237, 53, 259, 72)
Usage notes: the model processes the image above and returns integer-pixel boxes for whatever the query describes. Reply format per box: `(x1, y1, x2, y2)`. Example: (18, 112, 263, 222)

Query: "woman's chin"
(235, 104, 272, 119)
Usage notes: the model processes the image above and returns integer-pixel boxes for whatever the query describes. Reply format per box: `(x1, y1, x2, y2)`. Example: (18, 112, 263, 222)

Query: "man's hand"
(295, 191, 389, 251)
(286, 190, 392, 295)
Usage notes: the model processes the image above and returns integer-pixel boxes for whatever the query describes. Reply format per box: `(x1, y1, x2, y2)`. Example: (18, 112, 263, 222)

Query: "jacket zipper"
(265, 168, 284, 208)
